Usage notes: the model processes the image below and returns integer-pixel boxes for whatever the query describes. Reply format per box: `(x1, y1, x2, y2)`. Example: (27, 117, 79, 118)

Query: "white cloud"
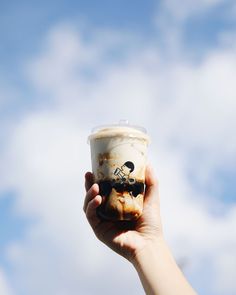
(154, 0, 235, 57)
(2, 108, 144, 295)
(214, 247, 236, 294)
(1, 22, 236, 295)
(0, 268, 12, 295)
(157, 0, 226, 23)
(155, 50, 236, 161)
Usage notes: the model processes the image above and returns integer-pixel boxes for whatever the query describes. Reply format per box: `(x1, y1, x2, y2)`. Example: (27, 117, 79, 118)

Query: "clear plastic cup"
(88, 120, 150, 221)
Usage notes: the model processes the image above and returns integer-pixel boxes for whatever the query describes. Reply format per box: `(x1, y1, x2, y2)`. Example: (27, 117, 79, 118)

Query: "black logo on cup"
(114, 161, 135, 184)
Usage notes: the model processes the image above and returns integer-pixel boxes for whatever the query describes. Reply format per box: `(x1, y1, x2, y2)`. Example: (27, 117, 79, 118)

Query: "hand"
(83, 166, 163, 262)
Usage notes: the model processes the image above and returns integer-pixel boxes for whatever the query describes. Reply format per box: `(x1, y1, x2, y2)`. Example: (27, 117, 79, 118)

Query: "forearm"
(132, 238, 197, 295)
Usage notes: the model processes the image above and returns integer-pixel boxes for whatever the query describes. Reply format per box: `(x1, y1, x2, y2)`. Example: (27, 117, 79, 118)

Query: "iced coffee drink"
(88, 121, 150, 221)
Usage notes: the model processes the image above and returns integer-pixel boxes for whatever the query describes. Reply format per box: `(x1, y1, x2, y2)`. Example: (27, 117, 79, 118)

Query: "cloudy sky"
(0, 0, 236, 294)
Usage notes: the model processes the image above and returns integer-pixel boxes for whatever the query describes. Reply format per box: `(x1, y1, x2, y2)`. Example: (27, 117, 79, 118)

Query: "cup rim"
(88, 120, 150, 143)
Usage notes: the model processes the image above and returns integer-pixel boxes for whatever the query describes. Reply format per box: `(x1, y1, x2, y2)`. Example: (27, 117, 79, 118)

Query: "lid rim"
(88, 121, 150, 144)
(88, 130, 150, 144)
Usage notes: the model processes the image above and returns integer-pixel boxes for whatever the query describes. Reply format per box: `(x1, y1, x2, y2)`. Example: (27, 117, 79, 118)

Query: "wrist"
(130, 235, 167, 266)
(131, 236, 197, 295)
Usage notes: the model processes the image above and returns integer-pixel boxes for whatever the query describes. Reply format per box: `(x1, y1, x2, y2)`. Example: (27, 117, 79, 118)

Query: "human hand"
(83, 166, 163, 262)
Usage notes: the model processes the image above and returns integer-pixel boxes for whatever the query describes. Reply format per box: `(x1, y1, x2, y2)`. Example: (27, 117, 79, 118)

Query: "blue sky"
(1, 0, 236, 73)
(0, 0, 154, 62)
(0, 193, 26, 251)
(0, 1, 236, 295)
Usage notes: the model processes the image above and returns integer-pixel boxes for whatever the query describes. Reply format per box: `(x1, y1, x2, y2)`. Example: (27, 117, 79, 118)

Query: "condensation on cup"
(88, 120, 150, 221)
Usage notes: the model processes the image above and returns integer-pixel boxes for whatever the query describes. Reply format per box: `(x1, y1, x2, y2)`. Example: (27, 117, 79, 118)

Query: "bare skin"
(83, 166, 197, 295)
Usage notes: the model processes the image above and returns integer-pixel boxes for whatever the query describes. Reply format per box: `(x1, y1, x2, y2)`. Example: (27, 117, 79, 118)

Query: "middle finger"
(83, 183, 99, 212)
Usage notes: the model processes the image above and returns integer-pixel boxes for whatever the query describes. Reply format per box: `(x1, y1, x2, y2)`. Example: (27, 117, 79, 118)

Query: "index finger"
(84, 172, 95, 192)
